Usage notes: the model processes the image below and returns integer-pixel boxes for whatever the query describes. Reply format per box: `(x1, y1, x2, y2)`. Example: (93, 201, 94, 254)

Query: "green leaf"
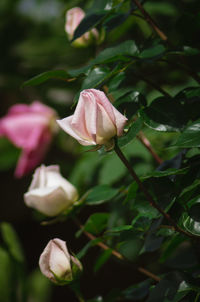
(22, 70, 70, 87)
(77, 239, 100, 259)
(0, 247, 13, 302)
(121, 280, 151, 301)
(183, 46, 200, 56)
(118, 238, 143, 261)
(84, 213, 109, 235)
(93, 40, 139, 64)
(118, 118, 143, 148)
(81, 67, 110, 89)
(108, 72, 125, 91)
(103, 12, 129, 31)
(72, 12, 107, 42)
(140, 44, 166, 59)
(141, 167, 188, 179)
(173, 119, 200, 148)
(0, 138, 20, 171)
(133, 200, 159, 219)
(147, 273, 182, 302)
(175, 86, 200, 99)
(188, 201, 200, 222)
(94, 249, 113, 273)
(28, 269, 52, 302)
(115, 91, 147, 107)
(124, 182, 138, 203)
(85, 185, 118, 205)
(140, 97, 187, 132)
(1, 223, 24, 263)
(111, 87, 133, 101)
(181, 213, 200, 236)
(131, 215, 152, 232)
(68, 65, 92, 77)
(115, 91, 146, 119)
(106, 225, 133, 233)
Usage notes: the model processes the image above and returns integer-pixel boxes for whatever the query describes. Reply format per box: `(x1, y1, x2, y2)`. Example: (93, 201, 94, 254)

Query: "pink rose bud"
(39, 238, 82, 285)
(24, 165, 78, 217)
(65, 7, 99, 47)
(0, 101, 57, 178)
(57, 89, 128, 146)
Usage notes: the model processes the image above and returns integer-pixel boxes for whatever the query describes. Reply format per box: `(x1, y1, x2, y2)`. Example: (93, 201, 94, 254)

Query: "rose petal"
(24, 186, 71, 216)
(57, 116, 95, 146)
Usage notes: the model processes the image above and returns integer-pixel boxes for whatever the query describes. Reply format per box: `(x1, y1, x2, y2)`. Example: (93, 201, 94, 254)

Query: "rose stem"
(137, 131, 163, 165)
(114, 142, 199, 240)
(74, 219, 161, 282)
(69, 282, 85, 302)
(132, 72, 171, 98)
(132, 0, 200, 84)
(132, 0, 167, 41)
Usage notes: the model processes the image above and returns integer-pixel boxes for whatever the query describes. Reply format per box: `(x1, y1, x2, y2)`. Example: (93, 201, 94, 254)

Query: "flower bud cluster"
(12, 6, 128, 286)
(21, 87, 127, 284)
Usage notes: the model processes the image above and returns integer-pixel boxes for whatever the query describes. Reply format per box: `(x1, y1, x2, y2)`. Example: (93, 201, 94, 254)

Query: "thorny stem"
(132, 0, 200, 84)
(114, 142, 199, 240)
(132, 72, 171, 98)
(74, 219, 161, 282)
(137, 131, 163, 165)
(132, 0, 167, 41)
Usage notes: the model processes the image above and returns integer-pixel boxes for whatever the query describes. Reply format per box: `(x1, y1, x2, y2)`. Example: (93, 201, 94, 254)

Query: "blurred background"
(0, 0, 200, 301)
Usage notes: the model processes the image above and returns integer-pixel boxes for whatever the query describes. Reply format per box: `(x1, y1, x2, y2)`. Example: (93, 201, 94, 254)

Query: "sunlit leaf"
(84, 213, 109, 235)
(85, 185, 118, 205)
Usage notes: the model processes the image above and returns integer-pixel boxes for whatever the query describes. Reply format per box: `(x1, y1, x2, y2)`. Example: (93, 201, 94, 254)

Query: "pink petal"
(72, 91, 97, 143)
(15, 130, 52, 178)
(96, 102, 116, 144)
(0, 113, 49, 149)
(57, 116, 95, 146)
(85, 89, 127, 136)
(65, 7, 85, 38)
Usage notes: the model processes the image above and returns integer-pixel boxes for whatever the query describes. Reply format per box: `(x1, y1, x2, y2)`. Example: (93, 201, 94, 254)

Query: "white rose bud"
(39, 238, 82, 285)
(24, 165, 78, 217)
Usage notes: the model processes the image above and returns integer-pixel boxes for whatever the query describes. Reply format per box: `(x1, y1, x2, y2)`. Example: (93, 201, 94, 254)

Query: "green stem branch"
(132, 0, 168, 41)
(137, 132, 163, 165)
(114, 142, 198, 240)
(74, 219, 161, 282)
(132, 71, 171, 98)
(132, 0, 200, 84)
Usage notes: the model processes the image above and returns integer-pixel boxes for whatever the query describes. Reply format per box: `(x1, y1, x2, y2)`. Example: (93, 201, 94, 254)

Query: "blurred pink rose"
(0, 101, 57, 178)
(65, 7, 99, 47)
(57, 89, 127, 146)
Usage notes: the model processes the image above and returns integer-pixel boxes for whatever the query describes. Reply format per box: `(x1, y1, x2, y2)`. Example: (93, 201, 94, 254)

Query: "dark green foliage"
(2, 0, 200, 301)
